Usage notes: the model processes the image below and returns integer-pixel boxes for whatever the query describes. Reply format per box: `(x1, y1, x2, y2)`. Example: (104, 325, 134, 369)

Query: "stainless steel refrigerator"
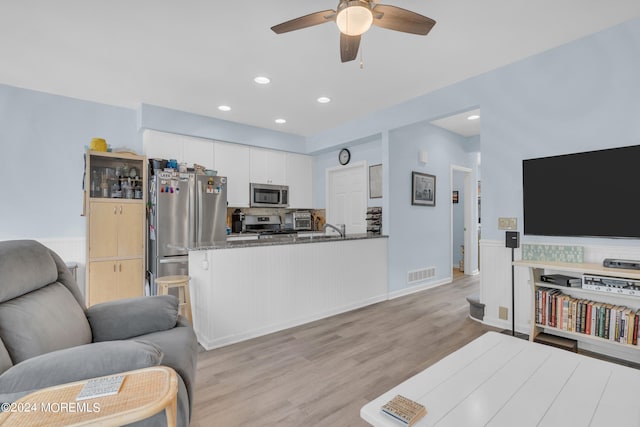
(147, 171, 227, 294)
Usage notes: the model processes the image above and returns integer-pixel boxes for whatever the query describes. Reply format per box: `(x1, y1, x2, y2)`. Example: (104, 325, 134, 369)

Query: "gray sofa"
(0, 240, 198, 426)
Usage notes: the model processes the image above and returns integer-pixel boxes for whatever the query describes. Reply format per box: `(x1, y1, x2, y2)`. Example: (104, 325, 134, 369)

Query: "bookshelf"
(514, 260, 640, 357)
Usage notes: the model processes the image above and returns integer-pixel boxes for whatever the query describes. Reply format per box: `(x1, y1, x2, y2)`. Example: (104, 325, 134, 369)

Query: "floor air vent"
(407, 267, 435, 284)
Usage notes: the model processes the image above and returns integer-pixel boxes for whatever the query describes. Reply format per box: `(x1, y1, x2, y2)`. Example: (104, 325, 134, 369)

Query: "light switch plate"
(498, 217, 517, 230)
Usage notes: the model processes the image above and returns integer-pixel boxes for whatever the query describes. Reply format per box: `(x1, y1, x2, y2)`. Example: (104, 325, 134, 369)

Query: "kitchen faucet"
(323, 223, 345, 238)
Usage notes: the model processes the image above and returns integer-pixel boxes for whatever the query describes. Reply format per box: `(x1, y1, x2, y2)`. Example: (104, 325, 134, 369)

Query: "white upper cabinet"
(142, 130, 214, 169)
(143, 130, 183, 161)
(286, 153, 313, 209)
(214, 142, 250, 207)
(183, 138, 214, 170)
(249, 148, 286, 185)
(143, 131, 312, 208)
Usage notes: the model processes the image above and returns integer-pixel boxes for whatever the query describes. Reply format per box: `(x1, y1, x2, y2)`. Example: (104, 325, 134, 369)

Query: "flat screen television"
(522, 145, 640, 239)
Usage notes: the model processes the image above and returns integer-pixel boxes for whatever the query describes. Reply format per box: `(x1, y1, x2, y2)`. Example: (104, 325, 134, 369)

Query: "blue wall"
(386, 122, 473, 291)
(477, 18, 640, 245)
(312, 136, 383, 209)
(0, 84, 137, 239)
(309, 17, 640, 252)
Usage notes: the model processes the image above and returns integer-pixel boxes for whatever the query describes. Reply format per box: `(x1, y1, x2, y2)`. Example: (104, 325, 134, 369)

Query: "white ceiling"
(1, 1, 639, 137)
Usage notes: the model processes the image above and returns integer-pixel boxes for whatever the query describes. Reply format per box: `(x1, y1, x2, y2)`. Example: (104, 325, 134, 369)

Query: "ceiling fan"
(271, 0, 436, 63)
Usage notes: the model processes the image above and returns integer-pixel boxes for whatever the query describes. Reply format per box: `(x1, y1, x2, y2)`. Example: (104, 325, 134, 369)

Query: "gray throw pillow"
(86, 295, 179, 342)
(0, 340, 162, 393)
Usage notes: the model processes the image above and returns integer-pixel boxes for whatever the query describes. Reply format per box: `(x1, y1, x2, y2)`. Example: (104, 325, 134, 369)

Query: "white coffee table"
(361, 331, 640, 426)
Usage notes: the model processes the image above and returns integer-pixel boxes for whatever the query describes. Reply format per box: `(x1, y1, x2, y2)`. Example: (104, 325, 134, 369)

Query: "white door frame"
(450, 165, 473, 275)
(325, 160, 368, 234)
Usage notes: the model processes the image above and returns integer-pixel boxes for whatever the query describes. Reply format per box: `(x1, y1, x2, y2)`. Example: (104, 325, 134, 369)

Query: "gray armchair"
(0, 240, 198, 426)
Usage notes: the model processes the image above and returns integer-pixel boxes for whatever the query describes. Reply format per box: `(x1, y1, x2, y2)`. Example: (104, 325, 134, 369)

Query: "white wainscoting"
(481, 239, 640, 360)
(189, 238, 388, 350)
(480, 240, 527, 333)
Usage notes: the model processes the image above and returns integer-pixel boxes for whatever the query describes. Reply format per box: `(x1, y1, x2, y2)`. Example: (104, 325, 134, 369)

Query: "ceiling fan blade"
(271, 10, 336, 34)
(340, 33, 360, 63)
(372, 5, 436, 35)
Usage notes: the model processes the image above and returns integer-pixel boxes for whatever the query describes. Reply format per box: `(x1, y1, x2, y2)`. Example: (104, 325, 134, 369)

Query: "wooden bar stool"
(155, 275, 192, 323)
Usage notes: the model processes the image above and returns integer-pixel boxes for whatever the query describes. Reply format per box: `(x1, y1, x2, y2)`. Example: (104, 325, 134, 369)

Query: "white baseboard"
(198, 293, 388, 350)
(388, 277, 451, 300)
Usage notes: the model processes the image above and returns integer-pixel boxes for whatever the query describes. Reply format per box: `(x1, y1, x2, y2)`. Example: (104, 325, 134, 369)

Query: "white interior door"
(450, 165, 475, 275)
(326, 161, 367, 235)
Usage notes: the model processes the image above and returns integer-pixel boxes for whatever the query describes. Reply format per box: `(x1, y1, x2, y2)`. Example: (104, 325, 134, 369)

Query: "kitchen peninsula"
(183, 233, 388, 350)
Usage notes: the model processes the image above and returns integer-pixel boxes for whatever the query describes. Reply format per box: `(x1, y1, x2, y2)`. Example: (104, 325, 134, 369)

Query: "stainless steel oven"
(250, 183, 289, 208)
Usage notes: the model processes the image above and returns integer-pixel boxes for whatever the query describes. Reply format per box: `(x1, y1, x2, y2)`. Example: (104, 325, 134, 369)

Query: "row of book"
(535, 287, 639, 345)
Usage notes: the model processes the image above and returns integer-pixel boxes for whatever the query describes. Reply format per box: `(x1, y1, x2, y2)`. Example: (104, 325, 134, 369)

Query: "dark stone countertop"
(171, 232, 387, 251)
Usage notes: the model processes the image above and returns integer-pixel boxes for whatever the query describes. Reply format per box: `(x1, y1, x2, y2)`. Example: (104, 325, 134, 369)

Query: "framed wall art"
(412, 172, 436, 206)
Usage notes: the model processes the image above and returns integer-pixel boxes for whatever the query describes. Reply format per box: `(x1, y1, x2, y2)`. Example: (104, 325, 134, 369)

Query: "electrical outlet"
(499, 306, 509, 320)
(498, 217, 517, 230)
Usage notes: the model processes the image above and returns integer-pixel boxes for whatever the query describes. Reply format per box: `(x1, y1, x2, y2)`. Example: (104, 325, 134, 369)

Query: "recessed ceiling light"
(218, 105, 231, 112)
(275, 118, 286, 124)
(317, 96, 331, 104)
(254, 76, 271, 84)
(467, 114, 480, 120)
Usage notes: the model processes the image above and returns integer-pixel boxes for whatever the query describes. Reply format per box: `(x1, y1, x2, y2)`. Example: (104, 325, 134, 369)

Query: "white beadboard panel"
(480, 240, 528, 333)
(37, 237, 86, 297)
(189, 238, 388, 350)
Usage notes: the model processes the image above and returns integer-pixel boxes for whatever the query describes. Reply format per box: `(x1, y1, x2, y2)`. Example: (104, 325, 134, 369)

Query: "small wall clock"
(339, 148, 351, 165)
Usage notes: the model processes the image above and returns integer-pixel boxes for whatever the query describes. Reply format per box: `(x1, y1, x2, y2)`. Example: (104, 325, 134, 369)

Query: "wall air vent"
(407, 267, 435, 284)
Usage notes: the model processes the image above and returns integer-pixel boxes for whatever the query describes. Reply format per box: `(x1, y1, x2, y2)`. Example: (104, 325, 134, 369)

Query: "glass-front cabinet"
(86, 151, 145, 200)
(84, 150, 147, 306)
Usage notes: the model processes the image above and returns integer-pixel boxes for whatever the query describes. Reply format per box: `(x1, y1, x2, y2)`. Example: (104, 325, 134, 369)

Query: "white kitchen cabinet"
(143, 131, 311, 207)
(143, 130, 183, 162)
(214, 142, 250, 207)
(143, 129, 214, 169)
(183, 138, 214, 169)
(285, 152, 313, 209)
(249, 148, 286, 185)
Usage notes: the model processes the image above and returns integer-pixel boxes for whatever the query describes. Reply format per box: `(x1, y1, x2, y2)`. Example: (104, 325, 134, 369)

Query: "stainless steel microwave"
(250, 183, 289, 208)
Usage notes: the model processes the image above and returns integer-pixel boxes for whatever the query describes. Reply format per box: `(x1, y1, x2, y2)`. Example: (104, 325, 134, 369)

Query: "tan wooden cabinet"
(88, 202, 144, 259)
(85, 151, 146, 306)
(88, 259, 144, 306)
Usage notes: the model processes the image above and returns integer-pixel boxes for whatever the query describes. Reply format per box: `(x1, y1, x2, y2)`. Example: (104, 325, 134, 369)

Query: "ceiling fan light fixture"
(336, 1, 373, 36)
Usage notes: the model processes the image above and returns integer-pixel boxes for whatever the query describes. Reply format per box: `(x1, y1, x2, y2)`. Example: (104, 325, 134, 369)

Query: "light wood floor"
(190, 274, 497, 427)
